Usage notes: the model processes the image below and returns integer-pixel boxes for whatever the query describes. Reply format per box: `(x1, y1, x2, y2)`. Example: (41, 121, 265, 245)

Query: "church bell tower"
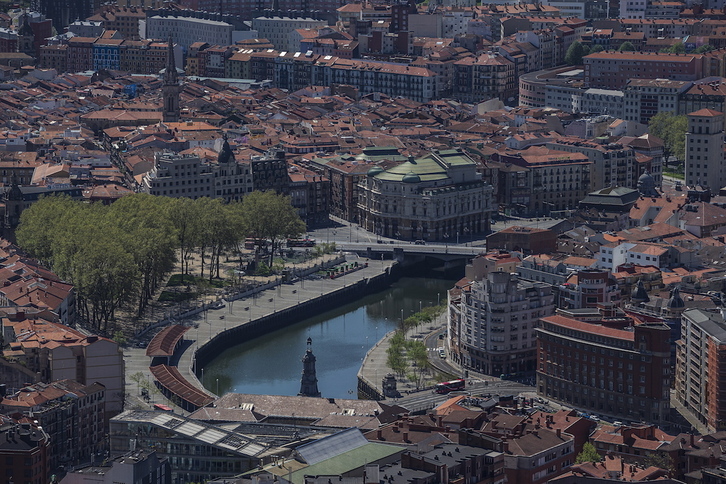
(162, 37, 181, 123)
(298, 337, 321, 397)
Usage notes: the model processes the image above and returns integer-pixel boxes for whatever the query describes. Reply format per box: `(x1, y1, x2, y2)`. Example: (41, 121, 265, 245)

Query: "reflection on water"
(201, 277, 455, 399)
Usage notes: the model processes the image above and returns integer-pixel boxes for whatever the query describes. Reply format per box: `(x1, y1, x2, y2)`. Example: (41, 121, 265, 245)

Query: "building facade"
(144, 15, 233, 52)
(449, 271, 555, 376)
(537, 310, 672, 424)
(676, 309, 726, 432)
(358, 149, 494, 241)
(142, 147, 253, 202)
(685, 108, 726, 194)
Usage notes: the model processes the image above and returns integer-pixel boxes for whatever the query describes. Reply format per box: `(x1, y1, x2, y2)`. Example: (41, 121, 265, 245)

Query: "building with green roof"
(358, 149, 494, 241)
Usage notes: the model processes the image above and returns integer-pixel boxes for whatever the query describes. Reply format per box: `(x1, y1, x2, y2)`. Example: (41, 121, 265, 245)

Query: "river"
(201, 276, 457, 399)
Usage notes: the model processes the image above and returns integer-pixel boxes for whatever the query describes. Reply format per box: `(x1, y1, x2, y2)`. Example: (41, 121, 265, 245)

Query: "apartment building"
(537, 310, 672, 424)
(493, 146, 592, 216)
(453, 52, 516, 104)
(546, 139, 636, 192)
(2, 312, 123, 425)
(676, 309, 726, 432)
(141, 143, 253, 202)
(0, 419, 50, 484)
(685, 108, 726, 194)
(584, 52, 705, 90)
(449, 270, 554, 376)
(0, 380, 106, 470)
(558, 269, 620, 310)
(679, 78, 726, 115)
(252, 17, 327, 52)
(145, 15, 233, 51)
(66, 36, 96, 73)
(623, 78, 690, 125)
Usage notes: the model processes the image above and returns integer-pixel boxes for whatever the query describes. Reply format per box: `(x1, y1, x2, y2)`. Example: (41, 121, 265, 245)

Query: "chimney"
(438, 415, 443, 426)
(556, 428, 561, 437)
(690, 434, 695, 446)
(377, 429, 383, 440)
(403, 432, 408, 442)
(502, 441, 509, 453)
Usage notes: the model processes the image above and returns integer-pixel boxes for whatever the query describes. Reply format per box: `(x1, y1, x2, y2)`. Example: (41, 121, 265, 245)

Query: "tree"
(240, 191, 306, 267)
(661, 41, 685, 54)
(405, 340, 429, 388)
(565, 41, 586, 65)
(693, 44, 714, 54)
(643, 451, 675, 475)
(575, 443, 602, 464)
(618, 41, 636, 52)
(590, 44, 604, 53)
(649, 111, 688, 161)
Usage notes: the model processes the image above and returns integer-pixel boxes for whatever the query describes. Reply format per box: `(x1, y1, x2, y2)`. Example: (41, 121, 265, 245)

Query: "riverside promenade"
(123, 253, 397, 413)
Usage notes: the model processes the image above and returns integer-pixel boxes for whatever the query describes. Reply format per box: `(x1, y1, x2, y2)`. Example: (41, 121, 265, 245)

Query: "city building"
(676, 308, 726, 432)
(0, 380, 106, 471)
(558, 269, 620, 310)
(623, 78, 691, 125)
(448, 270, 555, 375)
(60, 449, 171, 484)
(584, 52, 705, 90)
(144, 15, 233, 51)
(142, 144, 253, 202)
(358, 149, 494, 240)
(110, 410, 272, 483)
(546, 139, 636, 192)
(685, 108, 726, 194)
(492, 146, 592, 215)
(2, 311, 124, 425)
(679, 78, 726, 115)
(487, 227, 557, 255)
(537, 308, 672, 424)
(252, 17, 327, 52)
(0, 418, 50, 484)
(251, 148, 290, 195)
(304, 147, 407, 223)
(453, 52, 516, 104)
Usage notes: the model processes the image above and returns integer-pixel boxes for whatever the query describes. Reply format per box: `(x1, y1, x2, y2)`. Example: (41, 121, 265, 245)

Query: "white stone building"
(358, 149, 494, 240)
(144, 15, 233, 51)
(449, 271, 554, 376)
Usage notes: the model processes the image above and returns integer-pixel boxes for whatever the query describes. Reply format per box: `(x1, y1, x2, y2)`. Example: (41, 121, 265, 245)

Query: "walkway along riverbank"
(127, 254, 406, 412)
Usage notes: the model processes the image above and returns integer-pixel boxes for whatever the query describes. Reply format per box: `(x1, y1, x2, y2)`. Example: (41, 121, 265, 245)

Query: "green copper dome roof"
(402, 171, 421, 183)
(367, 166, 384, 177)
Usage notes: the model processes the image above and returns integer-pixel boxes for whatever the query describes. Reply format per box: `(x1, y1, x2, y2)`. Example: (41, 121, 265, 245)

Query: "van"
(438, 348, 446, 358)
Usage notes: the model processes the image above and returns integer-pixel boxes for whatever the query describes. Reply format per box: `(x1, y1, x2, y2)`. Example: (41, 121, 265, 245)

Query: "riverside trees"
(16, 191, 304, 333)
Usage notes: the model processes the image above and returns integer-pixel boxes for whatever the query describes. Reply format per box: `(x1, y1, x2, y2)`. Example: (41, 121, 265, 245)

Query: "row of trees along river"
(16, 191, 306, 335)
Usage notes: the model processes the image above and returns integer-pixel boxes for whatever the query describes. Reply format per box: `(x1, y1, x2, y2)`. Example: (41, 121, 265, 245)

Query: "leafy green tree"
(565, 41, 586, 65)
(590, 44, 604, 53)
(241, 191, 306, 267)
(661, 41, 685, 54)
(693, 44, 714, 53)
(575, 443, 602, 464)
(405, 340, 429, 388)
(618, 41, 636, 52)
(643, 451, 675, 475)
(107, 194, 177, 316)
(168, 197, 201, 281)
(649, 111, 688, 161)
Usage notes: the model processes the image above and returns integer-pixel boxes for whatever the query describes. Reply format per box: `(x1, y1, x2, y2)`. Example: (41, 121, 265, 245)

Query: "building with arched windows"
(357, 149, 494, 241)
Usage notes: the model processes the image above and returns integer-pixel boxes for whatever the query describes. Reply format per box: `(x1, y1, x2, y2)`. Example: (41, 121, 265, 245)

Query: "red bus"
(435, 379, 466, 394)
(153, 404, 173, 412)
